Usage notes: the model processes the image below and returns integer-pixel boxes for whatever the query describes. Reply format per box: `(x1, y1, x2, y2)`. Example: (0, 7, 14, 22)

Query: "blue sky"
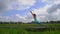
(0, 0, 60, 22)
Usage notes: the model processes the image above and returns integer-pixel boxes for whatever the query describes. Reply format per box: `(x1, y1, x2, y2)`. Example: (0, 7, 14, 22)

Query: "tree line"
(0, 21, 60, 24)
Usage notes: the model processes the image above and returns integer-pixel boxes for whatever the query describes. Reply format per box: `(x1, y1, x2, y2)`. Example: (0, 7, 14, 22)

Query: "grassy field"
(0, 24, 60, 34)
(0, 23, 60, 26)
(0, 27, 60, 34)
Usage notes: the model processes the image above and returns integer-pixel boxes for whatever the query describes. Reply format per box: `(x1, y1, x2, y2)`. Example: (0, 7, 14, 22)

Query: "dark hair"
(33, 14, 36, 16)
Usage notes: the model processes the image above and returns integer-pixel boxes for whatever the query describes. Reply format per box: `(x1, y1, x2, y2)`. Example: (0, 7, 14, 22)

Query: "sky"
(0, 0, 60, 23)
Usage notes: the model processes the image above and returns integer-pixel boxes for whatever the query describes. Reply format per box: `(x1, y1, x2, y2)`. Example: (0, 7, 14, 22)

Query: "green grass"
(0, 27, 60, 34)
(0, 24, 60, 34)
(0, 28, 26, 34)
(0, 23, 60, 26)
(0, 24, 40, 27)
(46, 23, 60, 27)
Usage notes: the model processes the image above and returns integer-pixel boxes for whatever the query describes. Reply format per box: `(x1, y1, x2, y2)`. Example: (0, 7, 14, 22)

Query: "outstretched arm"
(30, 11, 33, 15)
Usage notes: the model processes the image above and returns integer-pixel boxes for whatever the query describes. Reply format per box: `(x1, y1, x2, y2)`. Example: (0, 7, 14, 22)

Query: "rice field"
(0, 24, 60, 34)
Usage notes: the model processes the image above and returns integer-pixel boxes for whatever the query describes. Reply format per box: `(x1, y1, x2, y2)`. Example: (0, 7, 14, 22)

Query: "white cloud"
(0, 0, 36, 11)
(0, 14, 33, 23)
(0, 15, 19, 22)
(16, 14, 25, 19)
(41, 0, 60, 4)
(15, 2, 60, 22)
(0, 0, 60, 22)
(16, 14, 33, 23)
(31, 0, 60, 22)
(32, 5, 50, 22)
(0, 16, 11, 22)
(33, 5, 51, 15)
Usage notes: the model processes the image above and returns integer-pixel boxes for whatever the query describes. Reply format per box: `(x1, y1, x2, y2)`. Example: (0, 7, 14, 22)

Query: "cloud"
(32, 5, 50, 15)
(0, 14, 33, 23)
(0, 0, 60, 22)
(16, 14, 33, 23)
(0, 16, 13, 22)
(0, 15, 21, 22)
(15, 2, 60, 22)
(32, 0, 60, 22)
(47, 4, 60, 14)
(0, 0, 36, 11)
(32, 5, 50, 22)
(41, 0, 60, 4)
(47, 3, 60, 21)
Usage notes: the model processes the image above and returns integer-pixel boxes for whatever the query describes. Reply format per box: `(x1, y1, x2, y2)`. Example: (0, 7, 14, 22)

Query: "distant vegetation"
(47, 21, 60, 23)
(0, 21, 60, 24)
